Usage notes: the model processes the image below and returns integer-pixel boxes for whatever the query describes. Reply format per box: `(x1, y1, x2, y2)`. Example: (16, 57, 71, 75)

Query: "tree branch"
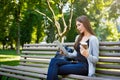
(61, 1, 74, 37)
(57, 0, 68, 37)
(47, 0, 62, 36)
(68, 2, 74, 30)
(47, 0, 56, 18)
(35, 9, 53, 23)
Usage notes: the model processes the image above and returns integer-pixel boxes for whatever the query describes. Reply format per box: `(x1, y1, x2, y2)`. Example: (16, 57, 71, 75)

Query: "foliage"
(0, 0, 120, 49)
(35, 0, 75, 42)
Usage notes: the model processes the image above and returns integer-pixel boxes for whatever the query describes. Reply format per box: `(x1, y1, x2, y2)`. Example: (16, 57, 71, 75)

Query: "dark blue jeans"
(47, 58, 88, 80)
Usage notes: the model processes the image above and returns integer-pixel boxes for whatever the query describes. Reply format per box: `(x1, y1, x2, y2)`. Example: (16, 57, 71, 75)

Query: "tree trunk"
(16, 1, 20, 54)
(16, 22, 20, 54)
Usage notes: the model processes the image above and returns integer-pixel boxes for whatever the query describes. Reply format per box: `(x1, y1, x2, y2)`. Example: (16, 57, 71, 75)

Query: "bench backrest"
(20, 42, 120, 78)
(96, 42, 120, 77)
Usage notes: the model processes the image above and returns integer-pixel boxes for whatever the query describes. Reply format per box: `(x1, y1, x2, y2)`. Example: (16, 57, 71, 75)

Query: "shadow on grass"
(0, 60, 20, 66)
(1, 76, 19, 80)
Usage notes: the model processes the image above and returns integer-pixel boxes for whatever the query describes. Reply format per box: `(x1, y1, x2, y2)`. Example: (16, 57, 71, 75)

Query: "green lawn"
(0, 50, 20, 80)
(0, 50, 20, 66)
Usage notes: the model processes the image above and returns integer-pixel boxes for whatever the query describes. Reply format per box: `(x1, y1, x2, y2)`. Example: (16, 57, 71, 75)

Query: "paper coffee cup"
(80, 42, 88, 49)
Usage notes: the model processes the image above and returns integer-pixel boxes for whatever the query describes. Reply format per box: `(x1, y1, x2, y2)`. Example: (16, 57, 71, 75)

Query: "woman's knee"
(51, 58, 59, 62)
(50, 58, 61, 64)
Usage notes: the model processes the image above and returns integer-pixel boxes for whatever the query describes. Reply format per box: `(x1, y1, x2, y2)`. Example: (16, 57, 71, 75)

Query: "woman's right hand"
(80, 45, 89, 58)
(60, 49, 63, 54)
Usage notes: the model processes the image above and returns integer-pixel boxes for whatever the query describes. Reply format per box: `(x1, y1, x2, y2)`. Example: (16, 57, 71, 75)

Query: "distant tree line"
(0, 0, 120, 52)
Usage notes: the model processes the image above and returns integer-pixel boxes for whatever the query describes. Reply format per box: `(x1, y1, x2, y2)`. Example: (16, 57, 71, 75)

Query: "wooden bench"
(0, 41, 120, 80)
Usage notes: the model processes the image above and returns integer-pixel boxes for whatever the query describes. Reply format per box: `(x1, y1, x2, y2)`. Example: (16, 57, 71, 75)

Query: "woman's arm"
(87, 36, 99, 64)
(66, 35, 80, 58)
(61, 35, 79, 58)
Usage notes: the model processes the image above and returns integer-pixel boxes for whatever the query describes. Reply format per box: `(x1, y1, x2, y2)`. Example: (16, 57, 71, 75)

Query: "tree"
(20, 0, 46, 45)
(35, 0, 74, 42)
(0, 0, 16, 49)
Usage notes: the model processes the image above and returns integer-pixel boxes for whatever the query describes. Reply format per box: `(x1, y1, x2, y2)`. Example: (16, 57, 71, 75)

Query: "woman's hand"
(59, 49, 66, 56)
(80, 45, 89, 58)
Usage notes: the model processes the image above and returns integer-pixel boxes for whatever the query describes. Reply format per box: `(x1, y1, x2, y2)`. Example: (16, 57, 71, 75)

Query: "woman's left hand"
(80, 45, 89, 58)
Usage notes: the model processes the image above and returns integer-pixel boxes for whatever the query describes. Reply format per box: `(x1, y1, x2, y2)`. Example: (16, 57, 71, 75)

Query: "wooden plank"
(22, 51, 56, 55)
(1, 65, 48, 74)
(24, 43, 74, 47)
(67, 74, 112, 80)
(20, 59, 50, 63)
(22, 47, 58, 51)
(23, 45, 120, 51)
(99, 57, 120, 63)
(21, 55, 53, 59)
(24, 41, 120, 47)
(0, 72, 40, 80)
(24, 43, 57, 47)
(96, 63, 120, 69)
(96, 69, 120, 76)
(99, 46, 120, 51)
(20, 63, 48, 67)
(0, 68, 45, 78)
(96, 74, 120, 80)
(99, 53, 120, 57)
(23, 42, 120, 47)
(99, 41, 120, 46)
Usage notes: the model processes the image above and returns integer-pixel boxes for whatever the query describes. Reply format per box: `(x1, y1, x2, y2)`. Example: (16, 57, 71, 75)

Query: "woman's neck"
(81, 32, 92, 42)
(84, 31, 91, 37)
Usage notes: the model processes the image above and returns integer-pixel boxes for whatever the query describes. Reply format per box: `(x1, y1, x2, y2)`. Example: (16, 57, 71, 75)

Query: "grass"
(0, 50, 20, 66)
(0, 49, 20, 80)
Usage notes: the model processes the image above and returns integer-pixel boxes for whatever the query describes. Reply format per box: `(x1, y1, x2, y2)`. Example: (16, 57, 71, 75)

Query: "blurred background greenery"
(0, 0, 120, 53)
(0, 1, 120, 79)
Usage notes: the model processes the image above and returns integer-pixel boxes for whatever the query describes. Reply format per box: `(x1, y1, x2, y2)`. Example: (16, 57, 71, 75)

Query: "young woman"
(47, 15, 99, 80)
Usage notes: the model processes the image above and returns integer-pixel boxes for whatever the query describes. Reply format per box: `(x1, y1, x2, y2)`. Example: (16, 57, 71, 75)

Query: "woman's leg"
(47, 58, 71, 80)
(58, 62, 88, 76)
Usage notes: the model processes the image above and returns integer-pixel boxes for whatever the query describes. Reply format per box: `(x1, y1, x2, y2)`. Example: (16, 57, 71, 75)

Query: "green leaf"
(55, 14, 63, 20)
(49, 0, 55, 4)
(68, 0, 74, 3)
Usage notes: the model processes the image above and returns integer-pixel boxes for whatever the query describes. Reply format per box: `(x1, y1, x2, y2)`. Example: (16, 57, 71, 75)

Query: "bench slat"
(96, 74, 120, 80)
(96, 69, 120, 76)
(24, 43, 74, 47)
(99, 42, 120, 46)
(99, 53, 120, 57)
(0, 68, 46, 78)
(0, 72, 40, 80)
(99, 57, 120, 63)
(20, 59, 50, 63)
(67, 74, 112, 80)
(96, 63, 120, 69)
(20, 62, 48, 67)
(22, 51, 56, 54)
(23, 47, 58, 51)
(1, 65, 47, 74)
(21, 55, 53, 59)
(99, 46, 120, 51)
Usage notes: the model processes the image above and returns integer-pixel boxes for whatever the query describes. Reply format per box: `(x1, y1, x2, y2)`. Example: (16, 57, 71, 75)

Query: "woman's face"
(76, 21, 86, 34)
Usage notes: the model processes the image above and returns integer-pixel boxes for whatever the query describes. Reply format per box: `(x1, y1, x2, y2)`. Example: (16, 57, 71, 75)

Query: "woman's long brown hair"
(74, 15, 95, 49)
